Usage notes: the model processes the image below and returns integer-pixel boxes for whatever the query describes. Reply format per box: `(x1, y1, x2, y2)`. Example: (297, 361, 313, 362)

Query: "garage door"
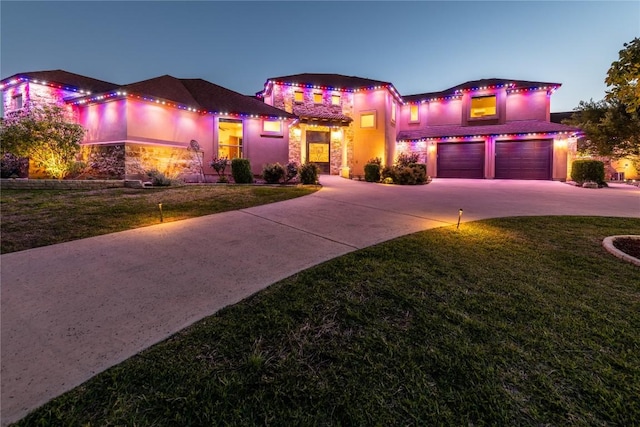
(437, 142, 485, 178)
(495, 140, 552, 180)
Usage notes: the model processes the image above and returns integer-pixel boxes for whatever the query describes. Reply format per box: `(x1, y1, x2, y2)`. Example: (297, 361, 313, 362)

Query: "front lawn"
(0, 185, 317, 254)
(14, 216, 640, 426)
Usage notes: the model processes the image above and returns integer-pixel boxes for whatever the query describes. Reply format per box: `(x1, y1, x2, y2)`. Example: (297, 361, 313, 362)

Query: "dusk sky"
(1, 1, 638, 113)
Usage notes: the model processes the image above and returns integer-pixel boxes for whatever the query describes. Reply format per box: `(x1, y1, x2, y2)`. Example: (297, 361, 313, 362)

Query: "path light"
(158, 203, 164, 223)
(457, 209, 463, 230)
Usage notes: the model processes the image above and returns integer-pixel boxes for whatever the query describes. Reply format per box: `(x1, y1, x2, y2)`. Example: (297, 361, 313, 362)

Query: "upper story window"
(470, 95, 497, 118)
(313, 93, 323, 104)
(12, 94, 23, 110)
(391, 102, 397, 123)
(409, 104, 419, 123)
(331, 94, 341, 106)
(360, 112, 376, 128)
(294, 91, 304, 103)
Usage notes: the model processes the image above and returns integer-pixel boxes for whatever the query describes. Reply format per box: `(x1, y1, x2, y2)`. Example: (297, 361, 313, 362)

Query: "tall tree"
(605, 37, 640, 113)
(566, 38, 640, 164)
(0, 105, 85, 179)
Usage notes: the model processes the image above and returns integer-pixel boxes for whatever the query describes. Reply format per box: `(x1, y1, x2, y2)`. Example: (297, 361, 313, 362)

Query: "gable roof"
(265, 73, 392, 90)
(88, 75, 296, 119)
(404, 78, 561, 103)
(0, 69, 119, 94)
(397, 120, 580, 141)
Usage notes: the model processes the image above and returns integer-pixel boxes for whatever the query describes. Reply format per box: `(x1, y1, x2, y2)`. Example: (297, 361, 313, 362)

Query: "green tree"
(565, 38, 640, 167)
(605, 37, 640, 113)
(0, 104, 86, 179)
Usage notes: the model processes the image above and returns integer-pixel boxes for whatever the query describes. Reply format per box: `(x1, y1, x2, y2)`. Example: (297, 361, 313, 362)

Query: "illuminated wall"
(79, 99, 127, 143)
(242, 118, 290, 175)
(352, 88, 389, 175)
(506, 90, 549, 121)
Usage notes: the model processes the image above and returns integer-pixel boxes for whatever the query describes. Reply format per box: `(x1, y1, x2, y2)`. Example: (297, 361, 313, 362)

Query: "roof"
(550, 111, 575, 124)
(404, 78, 561, 103)
(114, 75, 297, 118)
(1, 69, 119, 94)
(265, 73, 392, 90)
(397, 120, 580, 141)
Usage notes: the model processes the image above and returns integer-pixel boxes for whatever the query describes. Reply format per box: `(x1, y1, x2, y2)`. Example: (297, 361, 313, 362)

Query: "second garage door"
(495, 140, 552, 180)
(437, 142, 485, 178)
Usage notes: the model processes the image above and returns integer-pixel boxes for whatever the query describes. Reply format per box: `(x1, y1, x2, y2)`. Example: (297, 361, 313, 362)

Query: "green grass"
(14, 216, 640, 426)
(0, 185, 317, 254)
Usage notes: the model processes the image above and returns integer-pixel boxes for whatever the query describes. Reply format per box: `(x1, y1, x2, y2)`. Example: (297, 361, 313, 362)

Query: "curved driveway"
(2, 177, 639, 425)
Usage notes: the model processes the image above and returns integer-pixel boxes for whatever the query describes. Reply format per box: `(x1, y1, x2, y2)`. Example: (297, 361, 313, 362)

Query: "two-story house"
(396, 79, 578, 180)
(2, 70, 580, 181)
(257, 74, 404, 177)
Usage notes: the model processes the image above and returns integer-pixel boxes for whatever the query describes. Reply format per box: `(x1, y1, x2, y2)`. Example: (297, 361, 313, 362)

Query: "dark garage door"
(437, 142, 485, 178)
(495, 140, 552, 180)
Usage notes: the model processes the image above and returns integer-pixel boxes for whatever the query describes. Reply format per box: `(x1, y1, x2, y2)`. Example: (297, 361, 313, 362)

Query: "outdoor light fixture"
(158, 203, 164, 223)
(457, 209, 463, 230)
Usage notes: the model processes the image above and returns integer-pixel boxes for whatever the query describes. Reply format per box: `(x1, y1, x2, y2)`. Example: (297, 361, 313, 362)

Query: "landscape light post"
(457, 209, 463, 230)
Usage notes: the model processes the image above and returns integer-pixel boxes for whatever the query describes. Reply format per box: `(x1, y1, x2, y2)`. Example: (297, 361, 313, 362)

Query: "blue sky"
(1, 1, 638, 112)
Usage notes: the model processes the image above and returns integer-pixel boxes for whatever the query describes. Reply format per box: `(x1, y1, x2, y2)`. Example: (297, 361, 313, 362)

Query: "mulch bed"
(613, 237, 640, 259)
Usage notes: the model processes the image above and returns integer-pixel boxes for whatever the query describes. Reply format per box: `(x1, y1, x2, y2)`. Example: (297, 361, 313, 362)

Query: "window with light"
(470, 95, 497, 118)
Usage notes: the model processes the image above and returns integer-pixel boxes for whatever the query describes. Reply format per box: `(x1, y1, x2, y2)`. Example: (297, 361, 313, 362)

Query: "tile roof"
(265, 73, 392, 90)
(404, 78, 561, 103)
(118, 75, 296, 118)
(550, 111, 575, 124)
(1, 69, 119, 94)
(397, 120, 580, 140)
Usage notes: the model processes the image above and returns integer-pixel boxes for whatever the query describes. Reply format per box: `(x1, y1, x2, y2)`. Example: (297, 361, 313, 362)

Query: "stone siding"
(79, 144, 126, 179)
(1, 179, 124, 190)
(125, 144, 203, 181)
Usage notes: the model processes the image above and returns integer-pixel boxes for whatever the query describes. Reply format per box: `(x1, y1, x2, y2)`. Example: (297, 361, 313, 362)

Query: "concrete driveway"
(1, 177, 639, 425)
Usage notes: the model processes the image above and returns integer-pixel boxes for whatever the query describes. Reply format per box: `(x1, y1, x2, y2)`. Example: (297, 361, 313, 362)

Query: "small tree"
(210, 156, 229, 182)
(0, 105, 85, 179)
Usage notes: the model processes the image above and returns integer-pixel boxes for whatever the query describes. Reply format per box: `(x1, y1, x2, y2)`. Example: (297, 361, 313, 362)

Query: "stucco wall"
(79, 99, 127, 143)
(242, 118, 290, 175)
(352, 89, 388, 175)
(506, 90, 549, 122)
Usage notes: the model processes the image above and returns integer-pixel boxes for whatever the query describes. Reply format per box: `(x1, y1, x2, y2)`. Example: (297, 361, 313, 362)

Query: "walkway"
(2, 177, 639, 425)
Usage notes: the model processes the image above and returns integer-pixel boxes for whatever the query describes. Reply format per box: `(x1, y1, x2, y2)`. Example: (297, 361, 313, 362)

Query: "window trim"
(294, 91, 304, 103)
(261, 119, 284, 137)
(469, 94, 498, 120)
(331, 94, 341, 106)
(313, 92, 323, 104)
(391, 101, 396, 123)
(360, 111, 376, 129)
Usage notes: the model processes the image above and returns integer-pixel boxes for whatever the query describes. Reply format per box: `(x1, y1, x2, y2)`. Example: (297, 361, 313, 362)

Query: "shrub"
(262, 162, 286, 184)
(146, 169, 171, 186)
(285, 161, 299, 183)
(396, 152, 420, 167)
(210, 157, 228, 178)
(299, 163, 320, 185)
(0, 153, 29, 178)
(381, 165, 398, 183)
(571, 160, 605, 185)
(395, 164, 427, 185)
(364, 162, 381, 182)
(367, 157, 383, 166)
(231, 158, 253, 184)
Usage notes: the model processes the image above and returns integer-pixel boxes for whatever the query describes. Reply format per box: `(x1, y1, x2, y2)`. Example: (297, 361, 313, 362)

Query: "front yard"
(13, 216, 640, 426)
(0, 185, 318, 254)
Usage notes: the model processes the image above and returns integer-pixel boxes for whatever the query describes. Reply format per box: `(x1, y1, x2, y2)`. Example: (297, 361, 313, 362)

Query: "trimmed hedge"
(299, 163, 320, 185)
(364, 163, 381, 182)
(231, 158, 253, 184)
(571, 160, 605, 184)
(262, 162, 285, 184)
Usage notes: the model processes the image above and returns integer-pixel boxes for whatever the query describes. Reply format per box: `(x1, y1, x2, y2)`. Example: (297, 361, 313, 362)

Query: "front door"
(306, 131, 331, 174)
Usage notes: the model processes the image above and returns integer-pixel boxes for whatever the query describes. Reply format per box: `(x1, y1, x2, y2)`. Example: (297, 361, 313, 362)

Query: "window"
(360, 112, 375, 128)
(470, 95, 497, 118)
(262, 119, 282, 134)
(12, 94, 23, 110)
(391, 102, 396, 123)
(313, 93, 323, 104)
(218, 118, 243, 159)
(331, 94, 341, 106)
(294, 91, 304, 103)
(410, 105, 419, 122)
